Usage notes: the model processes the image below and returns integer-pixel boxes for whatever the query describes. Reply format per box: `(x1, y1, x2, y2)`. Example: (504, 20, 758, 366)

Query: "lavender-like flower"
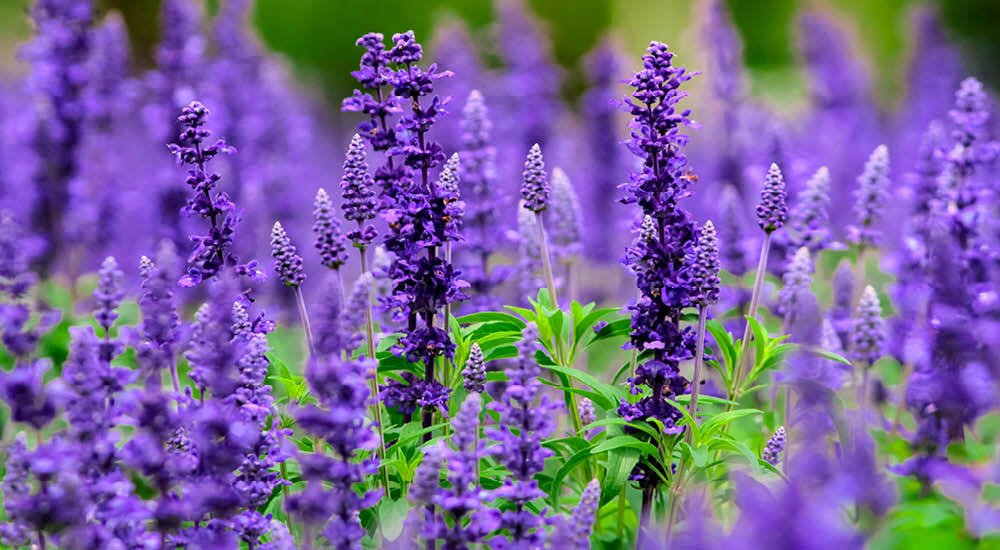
(756, 163, 788, 234)
(521, 144, 550, 213)
(829, 261, 855, 347)
(578, 397, 596, 427)
(851, 285, 884, 365)
(555, 478, 601, 549)
(762, 426, 786, 465)
(338, 272, 373, 354)
(137, 248, 181, 388)
(270, 221, 305, 288)
(313, 188, 348, 271)
(487, 323, 557, 546)
(789, 166, 831, 250)
(93, 256, 124, 338)
(549, 167, 583, 261)
(340, 134, 379, 249)
(692, 221, 721, 308)
(852, 145, 890, 248)
(778, 247, 813, 324)
(463, 342, 486, 393)
(458, 89, 506, 311)
(168, 101, 248, 287)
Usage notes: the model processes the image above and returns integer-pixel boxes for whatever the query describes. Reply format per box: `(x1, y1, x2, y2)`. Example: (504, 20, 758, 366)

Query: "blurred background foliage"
(1, 0, 998, 112)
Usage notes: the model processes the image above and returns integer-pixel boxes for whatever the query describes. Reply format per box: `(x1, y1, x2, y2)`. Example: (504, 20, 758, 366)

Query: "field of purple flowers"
(0, 0, 998, 548)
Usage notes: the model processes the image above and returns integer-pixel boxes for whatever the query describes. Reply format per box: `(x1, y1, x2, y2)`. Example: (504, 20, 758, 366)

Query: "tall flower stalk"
(733, 163, 788, 396)
(521, 143, 558, 306)
(689, 220, 721, 417)
(270, 221, 314, 356)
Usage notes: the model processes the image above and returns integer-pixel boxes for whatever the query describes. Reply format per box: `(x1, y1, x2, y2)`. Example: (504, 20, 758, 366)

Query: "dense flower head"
(851, 145, 891, 247)
(93, 256, 125, 336)
(549, 167, 583, 260)
(463, 342, 487, 393)
(778, 247, 814, 323)
(270, 221, 305, 288)
(136, 248, 180, 383)
(554, 478, 601, 549)
(692, 220, 721, 307)
(486, 323, 558, 546)
(520, 144, 550, 213)
(756, 163, 789, 233)
(763, 426, 787, 465)
(578, 397, 596, 427)
(851, 285, 885, 365)
(790, 166, 832, 250)
(312, 188, 349, 270)
(339, 272, 373, 355)
(946, 77, 998, 179)
(340, 134, 379, 247)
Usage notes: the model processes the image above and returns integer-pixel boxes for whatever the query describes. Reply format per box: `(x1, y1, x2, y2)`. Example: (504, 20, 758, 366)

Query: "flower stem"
(359, 247, 390, 494)
(294, 286, 316, 359)
(638, 486, 654, 549)
(535, 212, 559, 308)
(688, 307, 709, 418)
(732, 232, 772, 399)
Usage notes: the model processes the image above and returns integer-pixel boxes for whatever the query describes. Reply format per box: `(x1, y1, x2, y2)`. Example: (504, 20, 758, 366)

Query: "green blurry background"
(1, 0, 997, 108)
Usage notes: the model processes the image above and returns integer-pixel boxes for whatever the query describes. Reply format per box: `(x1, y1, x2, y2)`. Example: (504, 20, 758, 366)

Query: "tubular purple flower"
(762, 426, 786, 465)
(462, 342, 486, 394)
(312, 188, 348, 271)
(340, 134, 379, 249)
(851, 145, 890, 248)
(778, 247, 813, 323)
(555, 478, 601, 549)
(521, 144, 550, 213)
(851, 285, 885, 365)
(692, 220, 721, 308)
(549, 167, 583, 261)
(486, 322, 557, 546)
(756, 163, 788, 234)
(789, 166, 831, 250)
(93, 256, 124, 337)
(270, 221, 305, 288)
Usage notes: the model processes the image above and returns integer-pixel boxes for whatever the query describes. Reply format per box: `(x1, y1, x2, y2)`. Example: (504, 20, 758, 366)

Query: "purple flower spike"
(692, 221, 721, 308)
(463, 342, 486, 394)
(578, 397, 596, 427)
(790, 166, 831, 251)
(486, 322, 558, 547)
(270, 222, 305, 288)
(93, 256, 124, 336)
(851, 286, 885, 365)
(778, 247, 813, 323)
(852, 145, 890, 248)
(521, 144, 550, 213)
(762, 426, 786, 465)
(756, 163, 788, 234)
(340, 134, 379, 248)
(556, 478, 601, 548)
(549, 167, 583, 260)
(312, 188, 348, 271)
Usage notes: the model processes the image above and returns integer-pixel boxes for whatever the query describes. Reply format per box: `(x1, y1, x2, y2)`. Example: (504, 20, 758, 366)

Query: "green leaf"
(591, 435, 660, 458)
(591, 318, 631, 343)
(549, 446, 594, 505)
(700, 409, 763, 442)
(573, 307, 622, 346)
(456, 311, 526, 327)
(746, 317, 769, 370)
(813, 348, 852, 366)
(584, 417, 659, 440)
(378, 498, 409, 541)
(542, 363, 623, 410)
(601, 449, 640, 506)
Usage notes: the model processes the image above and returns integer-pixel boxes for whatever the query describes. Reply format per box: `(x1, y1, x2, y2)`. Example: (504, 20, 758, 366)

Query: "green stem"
(294, 286, 316, 359)
(535, 212, 559, 308)
(688, 307, 709, 419)
(732, 232, 772, 400)
(359, 248, 390, 494)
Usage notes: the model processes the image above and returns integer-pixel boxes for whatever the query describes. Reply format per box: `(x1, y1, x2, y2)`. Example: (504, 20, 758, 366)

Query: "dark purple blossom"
(520, 144, 550, 213)
(463, 342, 486, 394)
(340, 134, 379, 248)
(313, 188, 348, 270)
(692, 220, 721, 308)
(270, 221, 305, 288)
(756, 163, 788, 234)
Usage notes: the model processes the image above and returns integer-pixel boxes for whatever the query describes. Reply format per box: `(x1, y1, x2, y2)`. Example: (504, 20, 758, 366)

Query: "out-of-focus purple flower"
(578, 397, 596, 427)
(850, 145, 890, 248)
(312, 188, 348, 271)
(93, 256, 124, 338)
(851, 286, 885, 365)
(549, 167, 583, 262)
(521, 144, 550, 213)
(789, 166, 831, 251)
(137, 248, 180, 385)
(762, 426, 786, 465)
(463, 342, 486, 394)
(340, 134, 379, 249)
(457, 89, 506, 311)
(338, 272, 373, 354)
(22, 0, 94, 267)
(581, 39, 626, 262)
(486, 323, 557, 546)
(692, 220, 721, 308)
(270, 221, 305, 288)
(554, 478, 601, 549)
(828, 261, 854, 348)
(778, 247, 813, 324)
(756, 163, 788, 234)
(0, 359, 59, 430)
